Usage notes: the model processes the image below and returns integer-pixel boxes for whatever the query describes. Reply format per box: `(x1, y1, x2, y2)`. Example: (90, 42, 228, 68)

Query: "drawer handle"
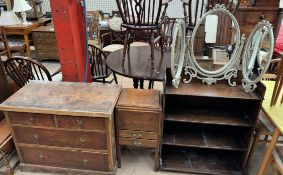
(33, 134, 39, 142)
(39, 154, 45, 161)
(80, 138, 87, 145)
(133, 140, 142, 146)
(133, 133, 142, 138)
(82, 159, 88, 167)
(77, 118, 84, 129)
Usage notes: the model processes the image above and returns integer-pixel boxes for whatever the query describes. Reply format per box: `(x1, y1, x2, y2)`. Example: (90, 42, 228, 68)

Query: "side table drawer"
(56, 115, 106, 131)
(20, 146, 108, 172)
(8, 112, 55, 127)
(117, 110, 159, 132)
(119, 130, 157, 140)
(13, 126, 107, 150)
(119, 137, 157, 148)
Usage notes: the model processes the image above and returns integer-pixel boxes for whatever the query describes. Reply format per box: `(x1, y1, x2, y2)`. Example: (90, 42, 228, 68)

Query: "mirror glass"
(193, 12, 237, 71)
(245, 26, 272, 81)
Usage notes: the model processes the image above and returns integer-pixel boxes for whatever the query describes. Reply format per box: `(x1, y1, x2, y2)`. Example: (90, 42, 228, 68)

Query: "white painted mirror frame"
(171, 19, 186, 88)
(242, 20, 274, 92)
(183, 4, 245, 86)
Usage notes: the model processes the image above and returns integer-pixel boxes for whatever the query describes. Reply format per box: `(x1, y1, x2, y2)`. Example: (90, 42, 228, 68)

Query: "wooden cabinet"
(32, 26, 59, 62)
(0, 81, 122, 175)
(115, 88, 162, 171)
(159, 69, 265, 174)
(0, 60, 10, 120)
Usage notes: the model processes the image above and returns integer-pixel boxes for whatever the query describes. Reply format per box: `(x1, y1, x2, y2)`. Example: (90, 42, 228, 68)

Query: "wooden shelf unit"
(159, 69, 265, 175)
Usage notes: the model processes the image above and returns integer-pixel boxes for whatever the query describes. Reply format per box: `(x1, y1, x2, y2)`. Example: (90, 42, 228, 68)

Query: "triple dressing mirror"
(170, 4, 274, 92)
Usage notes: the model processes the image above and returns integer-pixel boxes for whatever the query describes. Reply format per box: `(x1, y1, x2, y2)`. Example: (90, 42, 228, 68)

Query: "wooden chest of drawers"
(32, 26, 59, 62)
(115, 88, 162, 171)
(0, 81, 122, 175)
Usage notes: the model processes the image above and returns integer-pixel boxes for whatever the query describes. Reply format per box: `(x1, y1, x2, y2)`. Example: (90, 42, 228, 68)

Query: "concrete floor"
(7, 60, 273, 175)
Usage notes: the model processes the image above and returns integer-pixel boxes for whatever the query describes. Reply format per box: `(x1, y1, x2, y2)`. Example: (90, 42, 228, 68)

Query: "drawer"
(236, 11, 277, 24)
(117, 110, 159, 132)
(13, 126, 107, 150)
(56, 115, 106, 131)
(8, 112, 55, 127)
(119, 130, 157, 140)
(119, 137, 157, 148)
(20, 146, 108, 171)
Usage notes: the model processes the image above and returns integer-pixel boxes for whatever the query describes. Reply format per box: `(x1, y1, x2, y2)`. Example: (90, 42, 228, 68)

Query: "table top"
(106, 46, 170, 81)
(117, 88, 160, 110)
(3, 18, 52, 30)
(0, 81, 122, 118)
(262, 81, 283, 133)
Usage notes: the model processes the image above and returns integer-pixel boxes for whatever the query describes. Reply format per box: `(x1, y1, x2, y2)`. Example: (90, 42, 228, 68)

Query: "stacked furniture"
(159, 69, 265, 174)
(115, 88, 162, 170)
(0, 81, 121, 175)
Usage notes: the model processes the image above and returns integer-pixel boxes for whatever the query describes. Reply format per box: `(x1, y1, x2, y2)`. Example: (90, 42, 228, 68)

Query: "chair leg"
(122, 31, 129, 66)
(113, 73, 118, 84)
(103, 78, 106, 84)
(247, 130, 261, 165)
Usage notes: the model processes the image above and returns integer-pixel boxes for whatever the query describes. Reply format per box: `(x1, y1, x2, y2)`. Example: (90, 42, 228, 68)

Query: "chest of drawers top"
(0, 81, 122, 118)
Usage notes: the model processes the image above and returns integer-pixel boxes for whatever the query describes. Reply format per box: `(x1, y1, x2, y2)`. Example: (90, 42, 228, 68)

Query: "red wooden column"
(50, 0, 91, 82)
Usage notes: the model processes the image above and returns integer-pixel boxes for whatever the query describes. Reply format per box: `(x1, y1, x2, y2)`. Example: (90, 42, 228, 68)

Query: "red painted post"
(50, 0, 91, 82)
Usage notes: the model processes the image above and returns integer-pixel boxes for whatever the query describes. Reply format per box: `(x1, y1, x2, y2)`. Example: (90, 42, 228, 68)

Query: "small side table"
(115, 88, 162, 171)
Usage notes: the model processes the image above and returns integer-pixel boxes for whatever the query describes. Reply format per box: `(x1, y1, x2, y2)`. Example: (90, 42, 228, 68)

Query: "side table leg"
(257, 128, 280, 175)
(24, 33, 31, 58)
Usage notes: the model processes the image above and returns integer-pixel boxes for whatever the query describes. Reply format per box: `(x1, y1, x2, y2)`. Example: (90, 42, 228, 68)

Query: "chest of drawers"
(115, 88, 162, 171)
(0, 81, 122, 175)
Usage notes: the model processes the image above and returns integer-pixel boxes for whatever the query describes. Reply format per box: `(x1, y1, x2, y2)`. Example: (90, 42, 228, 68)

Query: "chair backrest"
(262, 58, 281, 81)
(160, 17, 176, 47)
(182, 0, 240, 30)
(4, 56, 52, 88)
(88, 44, 109, 80)
(116, 0, 170, 28)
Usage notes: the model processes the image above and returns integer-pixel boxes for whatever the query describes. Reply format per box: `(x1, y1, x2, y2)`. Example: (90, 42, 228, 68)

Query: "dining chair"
(4, 56, 53, 88)
(116, 0, 171, 65)
(88, 44, 118, 84)
(270, 51, 283, 106)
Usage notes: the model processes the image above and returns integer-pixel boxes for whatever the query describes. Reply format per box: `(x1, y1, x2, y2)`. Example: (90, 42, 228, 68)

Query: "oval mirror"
(242, 20, 274, 92)
(171, 19, 186, 88)
(185, 4, 244, 86)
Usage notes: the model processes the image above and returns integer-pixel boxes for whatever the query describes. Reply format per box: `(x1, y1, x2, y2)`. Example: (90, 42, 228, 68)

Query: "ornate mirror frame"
(184, 4, 245, 86)
(242, 20, 274, 92)
(171, 19, 186, 88)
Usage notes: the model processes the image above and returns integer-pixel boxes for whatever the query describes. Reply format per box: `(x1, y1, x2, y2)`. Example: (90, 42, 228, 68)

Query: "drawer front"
(119, 137, 157, 148)
(117, 110, 159, 132)
(8, 112, 55, 127)
(56, 115, 106, 131)
(20, 146, 108, 171)
(13, 126, 107, 150)
(119, 130, 157, 140)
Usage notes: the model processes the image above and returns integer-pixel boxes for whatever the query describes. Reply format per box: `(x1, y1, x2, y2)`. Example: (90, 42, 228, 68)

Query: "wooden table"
(106, 46, 170, 88)
(257, 81, 283, 175)
(2, 18, 52, 58)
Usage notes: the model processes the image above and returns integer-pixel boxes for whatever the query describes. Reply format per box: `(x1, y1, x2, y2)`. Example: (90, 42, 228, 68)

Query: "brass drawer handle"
(29, 116, 35, 124)
(77, 118, 84, 129)
(33, 134, 39, 142)
(82, 159, 88, 167)
(39, 154, 45, 161)
(133, 140, 142, 146)
(133, 133, 142, 138)
(80, 138, 87, 145)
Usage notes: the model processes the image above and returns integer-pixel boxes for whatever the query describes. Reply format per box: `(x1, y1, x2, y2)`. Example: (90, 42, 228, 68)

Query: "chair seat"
(130, 42, 150, 47)
(102, 44, 124, 53)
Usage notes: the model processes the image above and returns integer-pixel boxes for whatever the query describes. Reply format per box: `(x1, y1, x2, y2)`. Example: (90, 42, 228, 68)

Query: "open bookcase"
(159, 68, 266, 175)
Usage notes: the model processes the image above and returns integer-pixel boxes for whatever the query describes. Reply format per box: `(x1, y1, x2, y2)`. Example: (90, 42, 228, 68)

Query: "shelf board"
(165, 109, 252, 127)
(160, 148, 243, 175)
(163, 129, 247, 151)
(165, 83, 261, 100)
